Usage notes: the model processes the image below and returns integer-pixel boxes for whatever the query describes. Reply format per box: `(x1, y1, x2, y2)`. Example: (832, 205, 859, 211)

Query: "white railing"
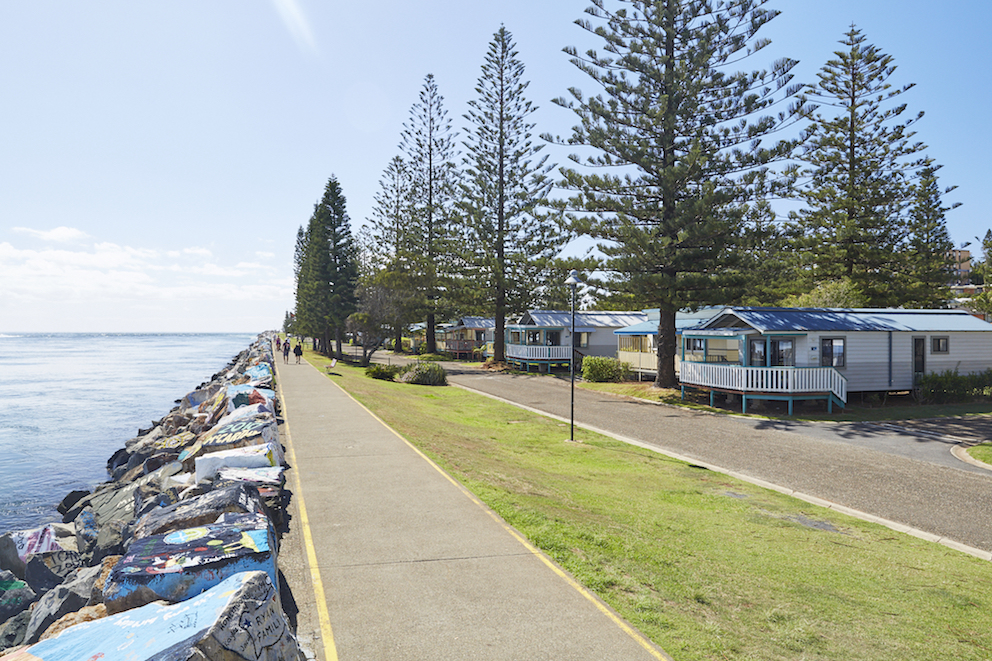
(506, 345, 572, 361)
(680, 363, 847, 404)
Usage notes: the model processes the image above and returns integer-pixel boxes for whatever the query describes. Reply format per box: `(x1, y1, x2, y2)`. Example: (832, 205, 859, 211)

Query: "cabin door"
(913, 337, 925, 384)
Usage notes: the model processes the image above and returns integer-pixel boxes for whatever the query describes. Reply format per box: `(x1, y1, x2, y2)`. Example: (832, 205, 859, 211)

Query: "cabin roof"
(448, 317, 495, 330)
(511, 310, 646, 330)
(615, 308, 723, 335)
(697, 307, 992, 334)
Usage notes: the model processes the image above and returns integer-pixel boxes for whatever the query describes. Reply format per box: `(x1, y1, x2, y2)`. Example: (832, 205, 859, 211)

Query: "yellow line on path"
(314, 360, 672, 661)
(275, 366, 339, 661)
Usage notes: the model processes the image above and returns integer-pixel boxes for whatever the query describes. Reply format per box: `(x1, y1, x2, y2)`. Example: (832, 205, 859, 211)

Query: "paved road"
(356, 349, 992, 554)
(274, 354, 671, 661)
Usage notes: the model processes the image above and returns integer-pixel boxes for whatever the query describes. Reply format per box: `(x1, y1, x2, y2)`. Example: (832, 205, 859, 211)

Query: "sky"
(1, 0, 989, 333)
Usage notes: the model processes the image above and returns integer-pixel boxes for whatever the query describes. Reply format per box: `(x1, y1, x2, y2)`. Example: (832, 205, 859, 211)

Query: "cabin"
(679, 307, 992, 414)
(438, 317, 494, 359)
(615, 308, 722, 377)
(505, 310, 647, 371)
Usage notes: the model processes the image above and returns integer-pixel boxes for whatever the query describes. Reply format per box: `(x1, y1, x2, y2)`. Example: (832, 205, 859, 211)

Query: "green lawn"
(304, 351, 992, 660)
(967, 443, 992, 467)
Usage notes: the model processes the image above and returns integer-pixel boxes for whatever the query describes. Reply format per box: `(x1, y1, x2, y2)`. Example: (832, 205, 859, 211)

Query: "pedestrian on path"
(283, 341, 290, 364)
(294, 342, 303, 364)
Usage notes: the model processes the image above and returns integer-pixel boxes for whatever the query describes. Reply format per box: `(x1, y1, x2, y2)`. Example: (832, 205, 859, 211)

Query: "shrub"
(917, 368, 992, 404)
(402, 361, 448, 386)
(581, 356, 630, 383)
(365, 364, 404, 381)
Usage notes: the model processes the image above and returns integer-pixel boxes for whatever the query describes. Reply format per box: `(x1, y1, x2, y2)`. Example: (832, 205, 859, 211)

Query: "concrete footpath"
(273, 356, 670, 661)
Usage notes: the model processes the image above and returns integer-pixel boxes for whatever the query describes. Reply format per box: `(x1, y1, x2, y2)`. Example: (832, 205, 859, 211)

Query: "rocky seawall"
(0, 333, 305, 660)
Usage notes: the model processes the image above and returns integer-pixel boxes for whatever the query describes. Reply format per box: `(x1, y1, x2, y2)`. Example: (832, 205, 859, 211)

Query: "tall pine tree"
(795, 26, 927, 307)
(293, 176, 359, 357)
(367, 156, 423, 350)
(401, 74, 459, 354)
(461, 26, 562, 363)
(553, 0, 801, 387)
(902, 164, 957, 307)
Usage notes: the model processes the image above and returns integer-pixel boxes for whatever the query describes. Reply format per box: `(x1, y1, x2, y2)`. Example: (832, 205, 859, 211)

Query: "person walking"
(293, 342, 303, 364)
(283, 341, 291, 364)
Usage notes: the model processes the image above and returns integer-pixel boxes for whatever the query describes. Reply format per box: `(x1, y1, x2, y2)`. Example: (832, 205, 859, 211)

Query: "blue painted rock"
(103, 513, 277, 615)
(10, 571, 301, 661)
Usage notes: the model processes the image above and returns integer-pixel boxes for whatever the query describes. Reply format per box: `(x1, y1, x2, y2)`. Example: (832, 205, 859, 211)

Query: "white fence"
(680, 363, 847, 403)
(506, 345, 572, 361)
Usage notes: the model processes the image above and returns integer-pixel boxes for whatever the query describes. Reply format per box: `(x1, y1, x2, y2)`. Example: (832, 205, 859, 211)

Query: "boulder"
(0, 570, 38, 623)
(55, 492, 88, 517)
(103, 513, 277, 615)
(22, 564, 101, 645)
(73, 509, 98, 557)
(38, 604, 107, 642)
(10, 571, 302, 661)
(23, 551, 81, 595)
(131, 483, 265, 540)
(87, 555, 120, 606)
(179, 414, 278, 466)
(87, 462, 182, 534)
(227, 385, 275, 410)
(0, 525, 67, 580)
(0, 609, 32, 652)
(194, 442, 284, 485)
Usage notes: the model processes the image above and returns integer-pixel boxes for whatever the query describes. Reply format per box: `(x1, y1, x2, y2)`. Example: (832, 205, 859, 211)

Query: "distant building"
(950, 249, 972, 285)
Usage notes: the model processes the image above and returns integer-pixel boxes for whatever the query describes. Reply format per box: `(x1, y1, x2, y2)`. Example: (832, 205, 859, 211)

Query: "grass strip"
(967, 443, 992, 467)
(308, 352, 992, 660)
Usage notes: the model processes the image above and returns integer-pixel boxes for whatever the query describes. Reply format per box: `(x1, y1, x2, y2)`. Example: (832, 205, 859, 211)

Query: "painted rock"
(9, 571, 302, 661)
(103, 513, 277, 615)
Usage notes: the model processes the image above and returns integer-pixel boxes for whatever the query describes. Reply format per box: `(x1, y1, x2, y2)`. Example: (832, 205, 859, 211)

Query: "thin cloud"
(11, 226, 88, 243)
(269, 0, 318, 55)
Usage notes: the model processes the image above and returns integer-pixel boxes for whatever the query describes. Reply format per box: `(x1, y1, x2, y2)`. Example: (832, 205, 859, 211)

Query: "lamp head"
(564, 269, 583, 288)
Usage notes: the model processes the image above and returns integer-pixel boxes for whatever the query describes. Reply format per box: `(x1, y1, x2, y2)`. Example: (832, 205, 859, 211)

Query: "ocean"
(0, 332, 259, 533)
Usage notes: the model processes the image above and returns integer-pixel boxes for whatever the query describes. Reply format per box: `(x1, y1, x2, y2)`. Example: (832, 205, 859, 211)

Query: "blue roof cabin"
(506, 310, 647, 372)
(438, 317, 495, 359)
(679, 307, 992, 414)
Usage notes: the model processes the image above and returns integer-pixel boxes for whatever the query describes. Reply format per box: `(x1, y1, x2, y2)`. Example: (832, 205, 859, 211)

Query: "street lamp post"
(564, 269, 583, 442)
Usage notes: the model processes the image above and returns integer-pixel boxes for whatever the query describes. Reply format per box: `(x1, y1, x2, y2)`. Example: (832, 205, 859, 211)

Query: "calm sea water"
(0, 332, 258, 533)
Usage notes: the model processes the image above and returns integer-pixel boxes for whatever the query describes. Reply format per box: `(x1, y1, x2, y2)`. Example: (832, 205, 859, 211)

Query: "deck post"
(788, 398, 794, 416)
(742, 395, 747, 414)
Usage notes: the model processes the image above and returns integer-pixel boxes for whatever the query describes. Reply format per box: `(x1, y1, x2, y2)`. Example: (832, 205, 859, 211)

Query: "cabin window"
(619, 336, 651, 352)
(770, 339, 795, 367)
(820, 338, 846, 368)
(683, 337, 706, 362)
(573, 332, 589, 348)
(748, 339, 766, 367)
(527, 330, 542, 345)
(509, 331, 521, 344)
(546, 331, 561, 346)
(931, 336, 949, 354)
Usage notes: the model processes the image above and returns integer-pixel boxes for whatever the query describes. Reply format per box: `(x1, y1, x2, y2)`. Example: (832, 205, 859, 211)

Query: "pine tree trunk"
(654, 310, 678, 389)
